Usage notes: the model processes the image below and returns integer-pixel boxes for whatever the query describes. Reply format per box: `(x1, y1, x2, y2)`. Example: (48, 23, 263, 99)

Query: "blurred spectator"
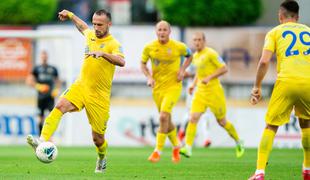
(26, 50, 61, 136)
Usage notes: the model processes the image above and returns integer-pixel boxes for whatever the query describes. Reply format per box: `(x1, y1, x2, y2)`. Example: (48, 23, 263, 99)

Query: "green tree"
(0, 0, 58, 25)
(155, 0, 262, 26)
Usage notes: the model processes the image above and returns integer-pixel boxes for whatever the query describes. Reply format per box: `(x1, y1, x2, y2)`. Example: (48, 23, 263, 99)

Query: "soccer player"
(27, 9, 125, 173)
(249, 1, 310, 179)
(26, 50, 61, 136)
(179, 32, 244, 158)
(178, 66, 212, 148)
(141, 20, 192, 163)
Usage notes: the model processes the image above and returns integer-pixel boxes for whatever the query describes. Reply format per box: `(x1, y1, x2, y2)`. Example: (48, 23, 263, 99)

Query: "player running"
(141, 20, 192, 163)
(179, 32, 244, 158)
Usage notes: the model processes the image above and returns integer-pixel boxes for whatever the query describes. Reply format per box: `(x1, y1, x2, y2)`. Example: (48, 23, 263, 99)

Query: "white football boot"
(95, 157, 107, 173)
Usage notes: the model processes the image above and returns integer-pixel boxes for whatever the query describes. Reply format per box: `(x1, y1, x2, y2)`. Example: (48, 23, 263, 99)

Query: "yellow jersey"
(141, 39, 191, 91)
(76, 29, 124, 96)
(192, 47, 225, 90)
(264, 22, 310, 80)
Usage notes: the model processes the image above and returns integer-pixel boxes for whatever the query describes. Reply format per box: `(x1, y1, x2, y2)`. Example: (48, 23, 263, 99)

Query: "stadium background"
(0, 0, 309, 148)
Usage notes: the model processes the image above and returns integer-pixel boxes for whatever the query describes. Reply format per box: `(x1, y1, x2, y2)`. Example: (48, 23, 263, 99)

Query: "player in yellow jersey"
(249, 1, 310, 179)
(26, 9, 125, 173)
(179, 32, 244, 158)
(141, 20, 192, 163)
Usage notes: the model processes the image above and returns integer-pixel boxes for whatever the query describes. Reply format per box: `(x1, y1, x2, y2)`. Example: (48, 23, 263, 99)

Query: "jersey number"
(282, 30, 310, 57)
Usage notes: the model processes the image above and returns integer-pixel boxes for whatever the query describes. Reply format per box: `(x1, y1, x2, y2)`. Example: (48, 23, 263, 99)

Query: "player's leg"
(180, 91, 206, 157)
(147, 91, 165, 162)
(167, 113, 181, 163)
(37, 98, 45, 136)
(295, 82, 310, 179)
(249, 124, 278, 180)
(27, 84, 83, 150)
(216, 117, 244, 157)
(27, 97, 78, 150)
(162, 89, 182, 163)
(92, 131, 107, 173)
(249, 80, 293, 179)
(209, 85, 244, 157)
(37, 96, 55, 136)
(148, 111, 169, 162)
(41, 97, 78, 140)
(84, 96, 109, 173)
(299, 119, 310, 180)
(180, 112, 202, 158)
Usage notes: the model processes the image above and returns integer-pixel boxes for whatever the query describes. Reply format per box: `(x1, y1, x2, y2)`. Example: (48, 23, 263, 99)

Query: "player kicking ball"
(27, 8, 125, 173)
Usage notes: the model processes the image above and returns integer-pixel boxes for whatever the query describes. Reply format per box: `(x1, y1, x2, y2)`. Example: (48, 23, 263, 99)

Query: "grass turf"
(0, 146, 303, 179)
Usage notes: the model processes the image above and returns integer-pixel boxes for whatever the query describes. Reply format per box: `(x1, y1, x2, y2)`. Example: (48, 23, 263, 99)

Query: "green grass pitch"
(0, 146, 303, 179)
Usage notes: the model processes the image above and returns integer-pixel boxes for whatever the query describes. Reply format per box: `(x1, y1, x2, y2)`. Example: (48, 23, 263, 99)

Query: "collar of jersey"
(94, 34, 112, 42)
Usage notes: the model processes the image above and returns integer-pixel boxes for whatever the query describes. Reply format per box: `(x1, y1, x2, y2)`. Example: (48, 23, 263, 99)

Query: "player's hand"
(86, 51, 104, 59)
(188, 85, 195, 95)
(147, 78, 155, 88)
(58, 10, 71, 21)
(177, 69, 185, 82)
(250, 87, 262, 105)
(35, 83, 50, 94)
(202, 77, 211, 85)
(51, 88, 60, 98)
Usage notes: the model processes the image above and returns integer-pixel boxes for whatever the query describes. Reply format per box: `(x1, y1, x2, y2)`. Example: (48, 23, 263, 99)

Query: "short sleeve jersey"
(263, 22, 310, 80)
(76, 29, 124, 96)
(192, 47, 225, 90)
(141, 39, 191, 91)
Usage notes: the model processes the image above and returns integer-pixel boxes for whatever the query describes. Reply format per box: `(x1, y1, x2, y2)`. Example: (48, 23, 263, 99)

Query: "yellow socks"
(302, 128, 310, 168)
(96, 140, 108, 160)
(167, 128, 179, 147)
(223, 121, 240, 142)
(40, 108, 63, 141)
(185, 122, 197, 147)
(257, 128, 275, 170)
(155, 132, 167, 152)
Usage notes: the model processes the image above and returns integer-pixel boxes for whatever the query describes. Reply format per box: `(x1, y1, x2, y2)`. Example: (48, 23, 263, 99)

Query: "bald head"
(156, 20, 171, 30)
(155, 20, 171, 44)
(192, 32, 206, 52)
(194, 32, 206, 41)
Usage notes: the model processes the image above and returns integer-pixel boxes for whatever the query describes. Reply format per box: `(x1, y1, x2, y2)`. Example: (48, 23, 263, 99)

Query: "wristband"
(68, 12, 74, 19)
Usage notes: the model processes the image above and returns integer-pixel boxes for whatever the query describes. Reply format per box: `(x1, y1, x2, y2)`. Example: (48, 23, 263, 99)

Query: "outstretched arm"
(58, 9, 88, 34)
(250, 49, 273, 105)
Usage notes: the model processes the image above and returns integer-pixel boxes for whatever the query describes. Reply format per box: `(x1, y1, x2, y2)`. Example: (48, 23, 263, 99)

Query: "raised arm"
(58, 9, 88, 34)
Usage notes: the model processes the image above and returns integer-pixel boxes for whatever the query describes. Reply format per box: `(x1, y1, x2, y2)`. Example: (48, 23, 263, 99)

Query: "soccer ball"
(35, 142, 58, 163)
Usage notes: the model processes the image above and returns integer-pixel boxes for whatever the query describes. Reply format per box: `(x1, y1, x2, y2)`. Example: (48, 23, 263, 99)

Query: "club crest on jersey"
(100, 44, 105, 48)
(167, 48, 172, 54)
(153, 59, 160, 66)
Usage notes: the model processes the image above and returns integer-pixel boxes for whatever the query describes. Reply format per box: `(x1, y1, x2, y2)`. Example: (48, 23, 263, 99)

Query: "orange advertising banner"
(0, 27, 32, 81)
